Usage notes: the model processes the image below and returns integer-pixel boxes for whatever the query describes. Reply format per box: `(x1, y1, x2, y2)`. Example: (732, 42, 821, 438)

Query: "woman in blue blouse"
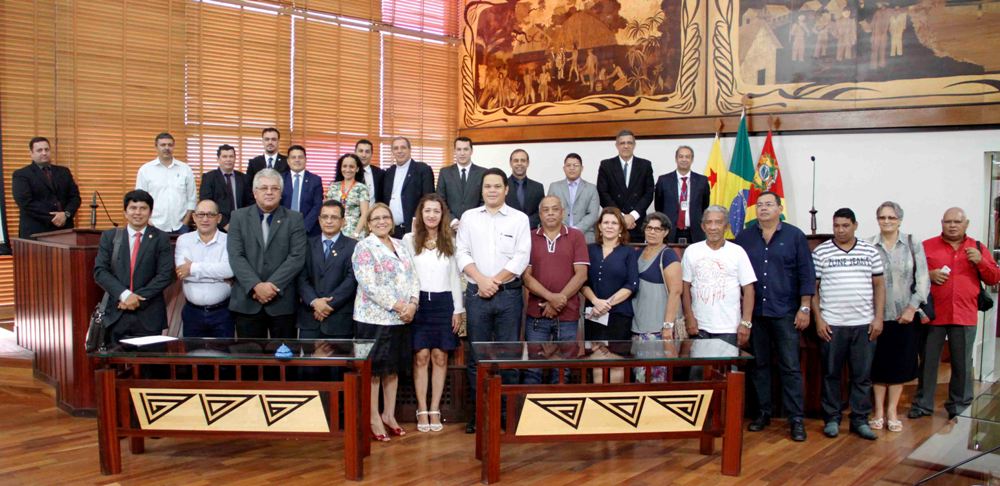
(581, 207, 639, 343)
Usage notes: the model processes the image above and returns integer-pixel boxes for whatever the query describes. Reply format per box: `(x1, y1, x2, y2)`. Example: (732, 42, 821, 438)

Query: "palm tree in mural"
(625, 11, 665, 95)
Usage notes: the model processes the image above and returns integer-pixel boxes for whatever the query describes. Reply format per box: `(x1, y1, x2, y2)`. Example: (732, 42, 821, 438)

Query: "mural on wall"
(461, 0, 706, 128)
(710, 0, 1000, 114)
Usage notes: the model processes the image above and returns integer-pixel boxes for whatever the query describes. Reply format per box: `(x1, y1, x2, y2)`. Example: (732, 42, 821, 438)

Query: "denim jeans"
(819, 325, 876, 424)
(522, 317, 578, 385)
(750, 313, 805, 420)
(465, 286, 523, 421)
(181, 302, 235, 338)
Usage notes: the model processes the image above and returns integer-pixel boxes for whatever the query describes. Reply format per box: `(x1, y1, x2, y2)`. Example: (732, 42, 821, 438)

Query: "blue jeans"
(750, 313, 805, 420)
(522, 317, 578, 385)
(819, 325, 876, 424)
(181, 301, 235, 338)
(465, 285, 523, 421)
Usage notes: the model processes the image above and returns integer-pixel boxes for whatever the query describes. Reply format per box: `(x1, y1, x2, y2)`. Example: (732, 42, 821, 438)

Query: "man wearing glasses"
(735, 191, 815, 442)
(175, 200, 236, 337)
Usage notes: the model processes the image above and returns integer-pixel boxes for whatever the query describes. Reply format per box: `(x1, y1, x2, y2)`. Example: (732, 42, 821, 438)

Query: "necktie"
(42, 166, 53, 185)
(267, 156, 274, 169)
(261, 214, 271, 244)
(623, 161, 630, 188)
(516, 180, 525, 209)
(677, 176, 688, 230)
(291, 174, 301, 212)
(324, 239, 334, 261)
(567, 182, 576, 227)
(461, 167, 467, 184)
(224, 173, 235, 203)
(129, 231, 142, 290)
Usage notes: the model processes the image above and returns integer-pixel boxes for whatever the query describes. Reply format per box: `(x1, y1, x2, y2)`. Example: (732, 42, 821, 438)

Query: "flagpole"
(809, 156, 818, 235)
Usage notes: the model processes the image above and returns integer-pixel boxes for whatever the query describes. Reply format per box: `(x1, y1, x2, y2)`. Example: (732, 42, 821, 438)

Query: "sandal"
(887, 419, 903, 432)
(868, 417, 884, 430)
(416, 411, 431, 433)
(428, 410, 443, 432)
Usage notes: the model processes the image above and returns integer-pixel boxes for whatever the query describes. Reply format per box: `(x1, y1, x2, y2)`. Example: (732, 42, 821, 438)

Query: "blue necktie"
(324, 239, 333, 260)
(291, 174, 301, 212)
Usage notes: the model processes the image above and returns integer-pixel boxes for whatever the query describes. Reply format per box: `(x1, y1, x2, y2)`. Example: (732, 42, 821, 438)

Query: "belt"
(419, 290, 451, 299)
(469, 278, 522, 292)
(186, 300, 229, 312)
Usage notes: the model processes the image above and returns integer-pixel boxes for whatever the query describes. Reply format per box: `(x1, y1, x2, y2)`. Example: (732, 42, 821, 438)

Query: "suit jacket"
(297, 234, 358, 336)
(436, 163, 485, 220)
(281, 170, 324, 237)
(227, 205, 308, 316)
(199, 169, 252, 229)
(505, 176, 545, 229)
(380, 160, 435, 233)
(12, 163, 82, 239)
(362, 164, 385, 205)
(654, 171, 710, 243)
(93, 226, 175, 332)
(596, 155, 655, 240)
(246, 153, 288, 185)
(548, 178, 601, 243)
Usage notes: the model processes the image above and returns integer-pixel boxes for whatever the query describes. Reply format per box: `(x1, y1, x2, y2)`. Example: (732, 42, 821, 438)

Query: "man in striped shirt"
(812, 208, 885, 440)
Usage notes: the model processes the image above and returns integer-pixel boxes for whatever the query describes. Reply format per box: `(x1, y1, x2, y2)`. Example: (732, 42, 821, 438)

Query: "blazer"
(548, 178, 601, 243)
(297, 234, 358, 337)
(227, 205, 308, 316)
(281, 170, 324, 237)
(379, 160, 435, 233)
(93, 226, 175, 332)
(199, 169, 252, 229)
(505, 176, 545, 229)
(436, 163, 485, 220)
(596, 155, 654, 240)
(654, 170, 710, 243)
(11, 162, 82, 239)
(246, 153, 288, 185)
(351, 234, 420, 326)
(362, 164, 385, 205)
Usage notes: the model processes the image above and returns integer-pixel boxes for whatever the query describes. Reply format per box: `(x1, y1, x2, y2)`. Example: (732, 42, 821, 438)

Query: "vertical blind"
(0, 0, 461, 310)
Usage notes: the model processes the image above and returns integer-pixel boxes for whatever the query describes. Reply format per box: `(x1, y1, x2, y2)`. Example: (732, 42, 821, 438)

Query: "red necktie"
(677, 176, 688, 230)
(129, 231, 142, 290)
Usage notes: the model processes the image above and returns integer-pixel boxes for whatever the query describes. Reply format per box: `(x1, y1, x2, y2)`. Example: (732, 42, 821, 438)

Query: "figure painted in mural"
(836, 10, 857, 61)
(889, 7, 907, 57)
(870, 4, 892, 69)
(814, 12, 832, 58)
(790, 15, 808, 62)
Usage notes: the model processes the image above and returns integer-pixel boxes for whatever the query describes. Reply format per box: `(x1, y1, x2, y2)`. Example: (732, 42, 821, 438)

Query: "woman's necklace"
(339, 179, 356, 204)
(424, 236, 438, 250)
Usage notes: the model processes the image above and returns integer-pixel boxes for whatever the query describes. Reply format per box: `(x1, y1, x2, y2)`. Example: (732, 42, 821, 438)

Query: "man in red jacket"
(910, 207, 1000, 420)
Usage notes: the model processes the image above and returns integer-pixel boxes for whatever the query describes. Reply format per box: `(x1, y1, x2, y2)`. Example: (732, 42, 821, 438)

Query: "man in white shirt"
(354, 139, 383, 207)
(174, 199, 235, 338)
(135, 132, 197, 234)
(681, 205, 757, 347)
(455, 167, 531, 434)
(436, 136, 485, 228)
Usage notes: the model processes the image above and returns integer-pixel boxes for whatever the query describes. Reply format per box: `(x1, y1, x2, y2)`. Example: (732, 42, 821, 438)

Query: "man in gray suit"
(437, 136, 485, 228)
(548, 153, 601, 243)
(227, 168, 308, 339)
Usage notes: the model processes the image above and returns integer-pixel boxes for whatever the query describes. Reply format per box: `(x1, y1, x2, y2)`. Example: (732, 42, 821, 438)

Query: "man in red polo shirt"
(522, 196, 589, 384)
(910, 207, 1000, 420)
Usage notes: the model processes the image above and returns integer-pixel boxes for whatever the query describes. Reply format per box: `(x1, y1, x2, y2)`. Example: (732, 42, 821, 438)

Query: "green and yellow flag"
(721, 111, 755, 238)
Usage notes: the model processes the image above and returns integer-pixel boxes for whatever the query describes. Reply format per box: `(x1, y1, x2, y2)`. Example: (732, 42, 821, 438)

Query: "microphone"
(94, 191, 119, 228)
(90, 192, 98, 230)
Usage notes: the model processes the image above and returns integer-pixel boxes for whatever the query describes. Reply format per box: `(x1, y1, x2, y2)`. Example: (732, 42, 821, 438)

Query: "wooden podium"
(13, 228, 104, 416)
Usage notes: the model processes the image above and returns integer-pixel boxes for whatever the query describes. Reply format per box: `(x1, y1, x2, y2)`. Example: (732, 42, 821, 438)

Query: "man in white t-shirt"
(681, 205, 757, 347)
(812, 207, 885, 441)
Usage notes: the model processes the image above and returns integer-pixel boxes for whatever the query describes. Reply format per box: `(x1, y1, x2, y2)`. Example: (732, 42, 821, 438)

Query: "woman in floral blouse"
(327, 153, 370, 238)
(352, 203, 420, 442)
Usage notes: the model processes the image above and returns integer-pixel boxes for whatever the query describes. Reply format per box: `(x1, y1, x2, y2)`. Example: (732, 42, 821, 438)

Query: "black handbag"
(85, 228, 124, 353)
(976, 241, 995, 312)
(908, 234, 935, 321)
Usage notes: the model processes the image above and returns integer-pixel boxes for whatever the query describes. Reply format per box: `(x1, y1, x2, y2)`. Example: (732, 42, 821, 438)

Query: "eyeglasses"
(255, 186, 281, 193)
(193, 212, 219, 218)
(645, 226, 666, 232)
(319, 214, 343, 221)
(370, 215, 392, 222)
(877, 215, 899, 221)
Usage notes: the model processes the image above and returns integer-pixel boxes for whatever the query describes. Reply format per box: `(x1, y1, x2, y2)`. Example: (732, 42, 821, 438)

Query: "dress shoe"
(850, 422, 878, 440)
(790, 420, 807, 442)
(465, 421, 476, 434)
(823, 421, 839, 438)
(382, 419, 405, 436)
(907, 408, 932, 419)
(747, 415, 771, 432)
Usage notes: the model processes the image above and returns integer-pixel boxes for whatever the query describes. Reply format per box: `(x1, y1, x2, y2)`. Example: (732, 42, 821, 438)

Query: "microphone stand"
(89, 192, 98, 230)
(809, 156, 818, 236)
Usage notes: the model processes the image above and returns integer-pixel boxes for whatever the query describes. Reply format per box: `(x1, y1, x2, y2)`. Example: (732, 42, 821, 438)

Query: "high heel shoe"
(428, 410, 443, 432)
(416, 411, 431, 433)
(382, 418, 405, 436)
(371, 425, 390, 442)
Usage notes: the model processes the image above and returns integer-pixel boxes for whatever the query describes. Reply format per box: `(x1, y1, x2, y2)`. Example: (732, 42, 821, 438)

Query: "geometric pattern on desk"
(130, 389, 329, 432)
(516, 390, 713, 436)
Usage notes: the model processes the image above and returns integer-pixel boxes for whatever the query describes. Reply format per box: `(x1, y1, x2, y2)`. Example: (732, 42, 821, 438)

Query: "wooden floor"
(0, 353, 979, 485)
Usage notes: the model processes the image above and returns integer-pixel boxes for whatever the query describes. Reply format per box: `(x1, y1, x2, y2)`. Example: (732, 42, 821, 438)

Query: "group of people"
(12, 129, 999, 445)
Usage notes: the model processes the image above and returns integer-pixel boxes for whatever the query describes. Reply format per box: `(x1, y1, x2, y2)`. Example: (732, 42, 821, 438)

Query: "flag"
(744, 130, 787, 227)
(721, 111, 755, 238)
(705, 134, 727, 208)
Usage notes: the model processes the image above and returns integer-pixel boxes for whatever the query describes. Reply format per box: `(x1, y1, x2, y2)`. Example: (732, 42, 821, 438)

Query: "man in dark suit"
(228, 168, 308, 339)
(596, 129, 655, 242)
(505, 149, 545, 228)
(93, 190, 175, 343)
(280, 145, 324, 237)
(654, 145, 710, 243)
(380, 136, 435, 237)
(246, 127, 287, 184)
(297, 200, 358, 339)
(354, 139, 383, 207)
(12, 136, 82, 239)
(199, 144, 252, 231)
(437, 136, 484, 226)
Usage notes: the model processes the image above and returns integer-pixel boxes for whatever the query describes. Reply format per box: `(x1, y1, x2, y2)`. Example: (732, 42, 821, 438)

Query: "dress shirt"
(363, 165, 377, 205)
(221, 171, 238, 203)
(618, 156, 640, 221)
(118, 225, 148, 302)
(289, 169, 305, 211)
(135, 158, 197, 231)
(924, 235, 1000, 325)
(868, 232, 930, 322)
(456, 204, 531, 284)
(265, 153, 277, 169)
(402, 233, 465, 314)
(567, 178, 579, 227)
(734, 222, 815, 317)
(322, 232, 341, 258)
(174, 230, 233, 306)
(390, 160, 411, 224)
(586, 243, 639, 317)
(676, 171, 692, 228)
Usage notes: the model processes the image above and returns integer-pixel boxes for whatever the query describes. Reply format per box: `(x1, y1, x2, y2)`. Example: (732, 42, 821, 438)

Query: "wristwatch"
(799, 306, 811, 314)
(662, 321, 675, 330)
(740, 320, 753, 329)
